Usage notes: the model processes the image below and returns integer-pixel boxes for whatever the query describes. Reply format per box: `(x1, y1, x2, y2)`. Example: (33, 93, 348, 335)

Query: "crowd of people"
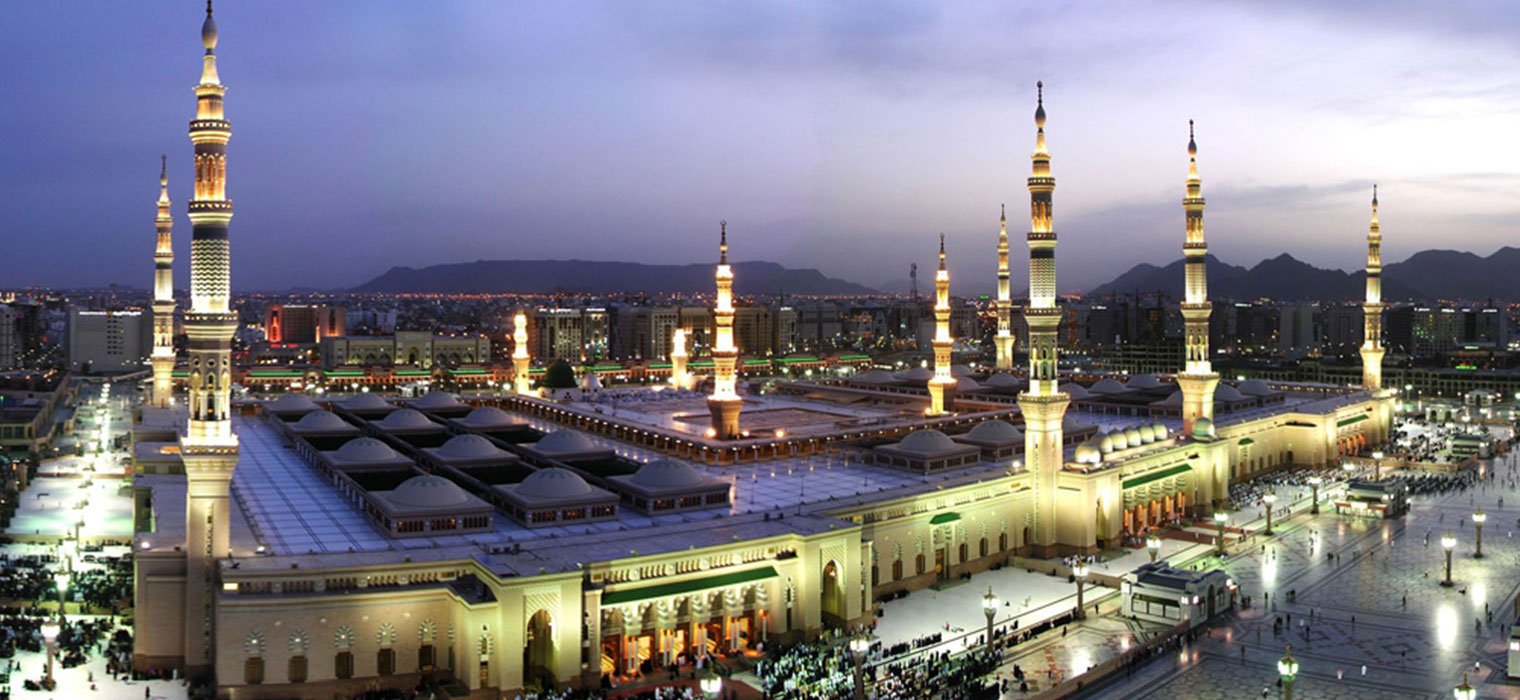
(1227, 466, 1346, 513)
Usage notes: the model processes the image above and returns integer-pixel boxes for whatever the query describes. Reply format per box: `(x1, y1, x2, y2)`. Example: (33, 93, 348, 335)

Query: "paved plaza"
(1080, 450, 1520, 699)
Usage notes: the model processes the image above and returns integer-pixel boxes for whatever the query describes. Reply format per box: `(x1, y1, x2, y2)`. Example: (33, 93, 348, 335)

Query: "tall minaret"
(1176, 121, 1219, 435)
(994, 205, 1015, 369)
(1016, 82, 1071, 555)
(512, 310, 532, 395)
(669, 328, 690, 390)
(927, 234, 955, 415)
(179, 0, 238, 679)
(1361, 185, 1384, 391)
(150, 156, 176, 409)
(707, 222, 742, 438)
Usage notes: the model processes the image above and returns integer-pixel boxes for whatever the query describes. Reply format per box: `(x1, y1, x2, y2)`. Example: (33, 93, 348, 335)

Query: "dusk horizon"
(4, 1, 1518, 293)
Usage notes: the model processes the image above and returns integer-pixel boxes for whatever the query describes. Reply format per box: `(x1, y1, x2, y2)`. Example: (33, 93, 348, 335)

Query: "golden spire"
(938, 232, 946, 270)
(157, 155, 171, 217)
(719, 219, 728, 264)
(200, 0, 221, 86)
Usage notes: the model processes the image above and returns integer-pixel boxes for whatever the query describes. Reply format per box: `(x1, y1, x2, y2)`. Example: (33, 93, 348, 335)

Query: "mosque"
(130, 5, 1394, 697)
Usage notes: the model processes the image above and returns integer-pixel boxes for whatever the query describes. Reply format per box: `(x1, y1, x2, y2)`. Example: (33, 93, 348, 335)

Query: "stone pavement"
(1074, 452, 1520, 699)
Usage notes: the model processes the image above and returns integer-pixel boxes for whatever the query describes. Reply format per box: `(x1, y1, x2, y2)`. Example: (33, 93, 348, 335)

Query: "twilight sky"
(2, 1, 1518, 293)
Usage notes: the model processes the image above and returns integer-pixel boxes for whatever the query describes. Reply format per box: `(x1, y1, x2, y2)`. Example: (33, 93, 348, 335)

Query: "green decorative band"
(1123, 464, 1191, 491)
(928, 512, 961, 525)
(601, 566, 779, 606)
(1337, 414, 1369, 428)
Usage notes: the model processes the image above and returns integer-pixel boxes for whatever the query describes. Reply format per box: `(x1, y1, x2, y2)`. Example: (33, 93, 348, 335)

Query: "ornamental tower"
(927, 235, 955, 415)
(1016, 82, 1070, 554)
(150, 156, 176, 408)
(1175, 121, 1219, 435)
(707, 222, 742, 439)
(180, 1, 239, 679)
(994, 205, 1015, 369)
(1361, 185, 1384, 391)
(513, 310, 532, 394)
(669, 327, 690, 390)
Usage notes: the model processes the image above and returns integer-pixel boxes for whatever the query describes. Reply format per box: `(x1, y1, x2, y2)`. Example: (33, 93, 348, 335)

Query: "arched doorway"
(820, 561, 845, 629)
(524, 610, 555, 690)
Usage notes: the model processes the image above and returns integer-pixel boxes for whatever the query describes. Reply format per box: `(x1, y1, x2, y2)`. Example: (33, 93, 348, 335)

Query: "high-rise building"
(66, 308, 149, 373)
(529, 308, 585, 361)
(262, 303, 344, 344)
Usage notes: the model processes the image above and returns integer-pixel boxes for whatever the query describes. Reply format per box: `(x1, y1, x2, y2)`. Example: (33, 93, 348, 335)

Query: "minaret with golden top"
(707, 222, 742, 438)
(151, 156, 176, 408)
(179, 0, 238, 680)
(1361, 185, 1384, 391)
(1176, 120, 1219, 435)
(513, 310, 532, 394)
(994, 204, 1015, 369)
(927, 234, 955, 415)
(1016, 82, 1071, 555)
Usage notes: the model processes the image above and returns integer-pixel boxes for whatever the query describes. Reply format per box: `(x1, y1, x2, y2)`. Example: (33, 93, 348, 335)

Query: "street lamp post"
(1263, 493, 1277, 536)
(1146, 533, 1162, 563)
(848, 635, 870, 700)
(1277, 645, 1299, 700)
(699, 669, 722, 699)
(41, 618, 59, 689)
(1308, 476, 1322, 515)
(982, 587, 999, 652)
(1371, 450, 1384, 479)
(1473, 510, 1487, 559)
(1073, 563, 1090, 620)
(1441, 532, 1457, 587)
(1214, 511, 1229, 557)
(1453, 672, 1476, 700)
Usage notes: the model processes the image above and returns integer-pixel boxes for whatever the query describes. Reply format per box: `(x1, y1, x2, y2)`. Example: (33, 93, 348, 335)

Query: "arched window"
(979, 537, 989, 558)
(892, 559, 903, 581)
(244, 657, 263, 685)
(287, 655, 307, 683)
(915, 553, 926, 575)
(377, 648, 396, 676)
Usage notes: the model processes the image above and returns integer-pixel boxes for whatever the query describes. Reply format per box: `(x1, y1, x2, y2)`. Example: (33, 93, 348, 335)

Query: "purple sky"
(2, 1, 1517, 293)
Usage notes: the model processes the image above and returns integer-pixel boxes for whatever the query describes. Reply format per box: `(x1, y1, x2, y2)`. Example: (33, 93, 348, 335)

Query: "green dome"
(543, 359, 578, 389)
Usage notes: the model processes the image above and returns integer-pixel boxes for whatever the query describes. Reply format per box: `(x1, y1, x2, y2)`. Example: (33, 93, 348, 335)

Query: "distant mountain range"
(352, 259, 878, 296)
(1089, 248, 1520, 302)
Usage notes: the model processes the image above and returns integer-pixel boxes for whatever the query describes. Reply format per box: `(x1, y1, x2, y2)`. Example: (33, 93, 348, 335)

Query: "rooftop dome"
(580, 373, 602, 391)
(1137, 424, 1156, 444)
(516, 468, 594, 499)
(458, 406, 519, 429)
(985, 374, 1020, 389)
(293, 410, 349, 431)
(388, 475, 472, 508)
(543, 359, 578, 390)
(896, 367, 934, 382)
(1098, 432, 1116, 453)
(955, 377, 982, 392)
(1074, 441, 1102, 465)
(1108, 430, 1128, 451)
(266, 394, 319, 413)
(895, 429, 960, 454)
(1125, 374, 1162, 389)
(340, 393, 393, 411)
(1150, 421, 1169, 441)
(1215, 384, 1245, 402)
(412, 391, 464, 409)
(377, 408, 437, 431)
(1089, 378, 1128, 395)
(853, 370, 897, 384)
(964, 419, 1022, 444)
(1123, 427, 1143, 447)
(1061, 383, 1091, 399)
(533, 430, 599, 455)
(1192, 417, 1216, 440)
(630, 459, 708, 489)
(1152, 390, 1184, 408)
(333, 437, 400, 463)
(1237, 379, 1274, 396)
(436, 434, 506, 460)
(951, 364, 975, 378)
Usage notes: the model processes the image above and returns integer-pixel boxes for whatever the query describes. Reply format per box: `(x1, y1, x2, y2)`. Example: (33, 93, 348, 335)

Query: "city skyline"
(2, 1, 1517, 293)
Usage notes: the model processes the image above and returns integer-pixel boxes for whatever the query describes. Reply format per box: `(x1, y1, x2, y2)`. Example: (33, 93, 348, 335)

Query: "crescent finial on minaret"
(1372, 184, 1379, 207)
(160, 154, 168, 185)
(1188, 120, 1197, 157)
(1035, 81, 1046, 128)
(719, 220, 728, 264)
(1000, 203, 1006, 222)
